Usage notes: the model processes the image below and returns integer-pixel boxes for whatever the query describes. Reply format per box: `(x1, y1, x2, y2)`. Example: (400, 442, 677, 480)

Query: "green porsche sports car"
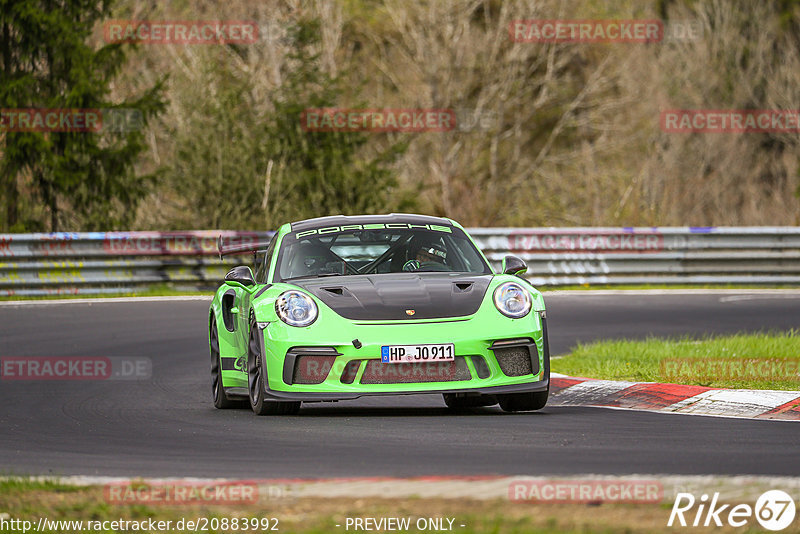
(208, 214, 549, 415)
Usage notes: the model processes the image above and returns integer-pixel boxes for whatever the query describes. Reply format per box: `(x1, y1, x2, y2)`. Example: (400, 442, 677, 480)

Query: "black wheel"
(443, 393, 498, 410)
(498, 359, 550, 412)
(498, 389, 548, 412)
(247, 319, 301, 416)
(210, 316, 245, 409)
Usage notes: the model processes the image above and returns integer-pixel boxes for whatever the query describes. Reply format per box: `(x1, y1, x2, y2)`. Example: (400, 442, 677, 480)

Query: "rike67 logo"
(669, 490, 796, 531)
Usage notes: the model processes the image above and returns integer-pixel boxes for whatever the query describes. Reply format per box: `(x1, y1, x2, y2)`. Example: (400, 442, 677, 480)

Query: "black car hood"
(291, 273, 492, 320)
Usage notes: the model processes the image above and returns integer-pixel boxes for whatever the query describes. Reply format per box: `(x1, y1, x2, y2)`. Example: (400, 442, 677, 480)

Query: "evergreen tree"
(262, 19, 409, 225)
(167, 18, 408, 231)
(0, 0, 165, 231)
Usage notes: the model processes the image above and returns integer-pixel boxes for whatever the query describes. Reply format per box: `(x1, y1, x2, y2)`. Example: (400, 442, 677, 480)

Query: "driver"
(287, 242, 341, 278)
(403, 239, 447, 271)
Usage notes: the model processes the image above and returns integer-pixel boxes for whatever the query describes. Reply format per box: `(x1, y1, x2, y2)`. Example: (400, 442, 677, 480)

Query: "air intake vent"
(322, 286, 344, 296)
(292, 355, 337, 384)
(221, 291, 236, 332)
(454, 282, 473, 292)
(490, 339, 539, 377)
(283, 347, 341, 385)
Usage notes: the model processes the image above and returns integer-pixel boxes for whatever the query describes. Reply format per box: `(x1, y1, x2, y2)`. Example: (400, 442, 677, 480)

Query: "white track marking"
(666, 389, 800, 417)
(550, 379, 638, 405)
(550, 377, 800, 421)
(719, 294, 800, 302)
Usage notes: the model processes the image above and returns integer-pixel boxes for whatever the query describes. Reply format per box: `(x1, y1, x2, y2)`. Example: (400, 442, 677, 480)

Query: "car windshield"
(276, 225, 491, 281)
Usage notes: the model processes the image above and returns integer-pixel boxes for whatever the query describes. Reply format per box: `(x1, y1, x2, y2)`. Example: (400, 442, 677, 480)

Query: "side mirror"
(501, 255, 527, 276)
(224, 265, 255, 289)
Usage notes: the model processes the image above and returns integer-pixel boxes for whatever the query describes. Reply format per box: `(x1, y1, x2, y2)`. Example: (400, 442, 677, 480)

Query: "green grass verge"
(553, 331, 800, 390)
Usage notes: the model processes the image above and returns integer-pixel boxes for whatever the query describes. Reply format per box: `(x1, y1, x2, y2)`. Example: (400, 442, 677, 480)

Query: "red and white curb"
(550, 374, 800, 420)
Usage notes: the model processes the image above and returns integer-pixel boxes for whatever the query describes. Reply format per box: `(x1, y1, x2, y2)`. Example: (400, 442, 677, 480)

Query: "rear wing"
(216, 234, 273, 260)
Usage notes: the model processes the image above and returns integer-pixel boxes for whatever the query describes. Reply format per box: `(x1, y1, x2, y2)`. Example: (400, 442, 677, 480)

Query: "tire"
(247, 318, 301, 416)
(443, 393, 498, 410)
(210, 316, 246, 409)
(498, 320, 550, 412)
(498, 389, 548, 412)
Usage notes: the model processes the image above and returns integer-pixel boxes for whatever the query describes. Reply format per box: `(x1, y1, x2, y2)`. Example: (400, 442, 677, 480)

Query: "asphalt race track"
(1, 291, 799, 478)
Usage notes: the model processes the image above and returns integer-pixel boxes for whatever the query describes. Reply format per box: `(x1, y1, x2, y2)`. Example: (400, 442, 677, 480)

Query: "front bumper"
(261, 377, 549, 401)
(257, 311, 548, 402)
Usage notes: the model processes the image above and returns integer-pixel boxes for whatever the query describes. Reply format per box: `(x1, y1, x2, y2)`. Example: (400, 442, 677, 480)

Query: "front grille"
(491, 339, 539, 377)
(494, 347, 532, 376)
(360, 356, 472, 384)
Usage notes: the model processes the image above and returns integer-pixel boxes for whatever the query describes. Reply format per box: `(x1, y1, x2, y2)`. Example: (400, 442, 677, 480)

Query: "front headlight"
(493, 282, 531, 318)
(275, 291, 318, 327)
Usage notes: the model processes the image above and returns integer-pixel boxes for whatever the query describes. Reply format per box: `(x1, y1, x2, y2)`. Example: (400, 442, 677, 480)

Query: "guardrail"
(469, 227, 800, 286)
(1, 227, 798, 295)
(0, 231, 272, 296)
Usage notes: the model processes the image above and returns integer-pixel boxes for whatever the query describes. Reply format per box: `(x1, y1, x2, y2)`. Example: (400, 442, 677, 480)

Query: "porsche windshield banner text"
(294, 223, 453, 240)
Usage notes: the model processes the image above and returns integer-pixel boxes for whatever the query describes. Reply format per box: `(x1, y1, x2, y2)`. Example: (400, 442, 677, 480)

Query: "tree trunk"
(1, 21, 17, 229)
(3, 174, 18, 230)
(50, 195, 58, 232)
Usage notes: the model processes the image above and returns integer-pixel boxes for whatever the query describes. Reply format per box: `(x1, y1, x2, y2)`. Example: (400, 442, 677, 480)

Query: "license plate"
(381, 344, 455, 363)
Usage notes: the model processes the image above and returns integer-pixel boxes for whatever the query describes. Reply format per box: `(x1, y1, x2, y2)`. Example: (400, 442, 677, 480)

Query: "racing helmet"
(413, 237, 447, 264)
